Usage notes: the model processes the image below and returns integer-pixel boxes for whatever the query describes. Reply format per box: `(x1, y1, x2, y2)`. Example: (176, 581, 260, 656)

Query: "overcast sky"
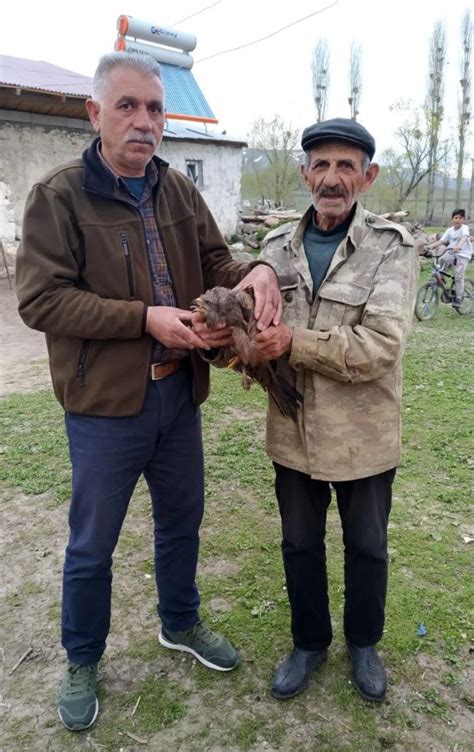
(2, 0, 473, 172)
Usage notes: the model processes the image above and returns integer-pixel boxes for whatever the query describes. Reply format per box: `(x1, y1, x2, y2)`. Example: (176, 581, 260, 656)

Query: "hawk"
(192, 286, 302, 421)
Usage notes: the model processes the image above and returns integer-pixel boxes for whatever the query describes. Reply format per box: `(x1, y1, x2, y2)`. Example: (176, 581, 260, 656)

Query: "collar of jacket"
(346, 202, 370, 249)
(81, 136, 169, 199)
(291, 201, 368, 257)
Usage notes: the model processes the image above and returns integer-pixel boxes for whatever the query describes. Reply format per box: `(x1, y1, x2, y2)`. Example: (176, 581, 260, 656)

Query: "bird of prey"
(192, 286, 302, 421)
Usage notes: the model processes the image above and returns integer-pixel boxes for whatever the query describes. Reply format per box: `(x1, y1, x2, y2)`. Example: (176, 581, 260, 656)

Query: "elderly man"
(255, 118, 418, 702)
(15, 52, 280, 731)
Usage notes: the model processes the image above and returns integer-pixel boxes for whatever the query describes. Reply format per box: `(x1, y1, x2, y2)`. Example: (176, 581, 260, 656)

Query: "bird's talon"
(227, 356, 240, 369)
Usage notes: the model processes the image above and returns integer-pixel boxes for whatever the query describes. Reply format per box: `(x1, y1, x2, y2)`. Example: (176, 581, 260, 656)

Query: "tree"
(348, 42, 362, 121)
(455, 9, 472, 207)
(247, 116, 301, 208)
(425, 20, 447, 221)
(312, 38, 330, 122)
(440, 142, 453, 218)
(372, 101, 449, 213)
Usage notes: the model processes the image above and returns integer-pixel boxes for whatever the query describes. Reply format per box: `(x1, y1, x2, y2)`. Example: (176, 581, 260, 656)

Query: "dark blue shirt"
(304, 212, 352, 296)
(122, 176, 147, 201)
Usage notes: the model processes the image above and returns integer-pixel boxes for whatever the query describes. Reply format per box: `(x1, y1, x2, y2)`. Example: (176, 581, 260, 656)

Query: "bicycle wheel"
(415, 282, 440, 321)
(455, 278, 474, 315)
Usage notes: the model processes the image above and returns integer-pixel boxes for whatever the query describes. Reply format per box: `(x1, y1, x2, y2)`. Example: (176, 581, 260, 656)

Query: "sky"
(2, 0, 473, 173)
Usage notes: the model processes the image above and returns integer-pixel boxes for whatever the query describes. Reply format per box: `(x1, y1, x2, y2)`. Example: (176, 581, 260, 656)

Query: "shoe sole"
(58, 698, 99, 731)
(347, 650, 386, 702)
(158, 631, 239, 672)
(271, 653, 327, 700)
(351, 683, 385, 702)
(271, 681, 310, 700)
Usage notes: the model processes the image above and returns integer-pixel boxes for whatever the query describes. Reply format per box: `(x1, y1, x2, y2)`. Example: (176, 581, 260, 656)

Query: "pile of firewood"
(228, 207, 474, 261)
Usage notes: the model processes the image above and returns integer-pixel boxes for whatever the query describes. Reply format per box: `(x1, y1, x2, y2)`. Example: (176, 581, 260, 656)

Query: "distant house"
(0, 53, 246, 252)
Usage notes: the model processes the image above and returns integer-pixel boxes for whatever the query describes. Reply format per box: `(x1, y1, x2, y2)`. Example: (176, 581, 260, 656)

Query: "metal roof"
(0, 55, 215, 121)
(0, 54, 93, 97)
(0, 54, 245, 143)
(163, 120, 246, 147)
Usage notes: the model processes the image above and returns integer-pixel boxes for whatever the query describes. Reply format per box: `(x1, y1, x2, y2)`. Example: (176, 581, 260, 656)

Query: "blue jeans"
(62, 366, 204, 665)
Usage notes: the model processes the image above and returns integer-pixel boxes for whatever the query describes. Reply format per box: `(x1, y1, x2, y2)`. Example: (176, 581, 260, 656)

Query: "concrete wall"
(0, 112, 243, 259)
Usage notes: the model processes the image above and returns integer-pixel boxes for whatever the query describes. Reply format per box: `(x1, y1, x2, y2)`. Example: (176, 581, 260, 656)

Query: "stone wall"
(0, 114, 93, 252)
(0, 112, 243, 265)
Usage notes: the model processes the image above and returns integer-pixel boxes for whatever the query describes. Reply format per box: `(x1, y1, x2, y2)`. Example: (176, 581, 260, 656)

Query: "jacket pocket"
(280, 283, 308, 327)
(281, 283, 299, 303)
(317, 281, 371, 327)
(76, 340, 92, 386)
(119, 231, 135, 298)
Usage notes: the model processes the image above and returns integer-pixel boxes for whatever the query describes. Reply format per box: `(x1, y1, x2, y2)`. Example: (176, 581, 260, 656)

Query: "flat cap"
(301, 117, 376, 160)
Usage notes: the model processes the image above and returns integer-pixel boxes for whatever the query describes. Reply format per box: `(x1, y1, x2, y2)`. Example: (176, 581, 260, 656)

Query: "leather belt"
(150, 360, 182, 381)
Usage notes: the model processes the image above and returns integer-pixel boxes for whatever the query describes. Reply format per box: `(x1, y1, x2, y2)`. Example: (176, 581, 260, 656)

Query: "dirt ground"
(0, 279, 50, 397)
(1, 278, 472, 752)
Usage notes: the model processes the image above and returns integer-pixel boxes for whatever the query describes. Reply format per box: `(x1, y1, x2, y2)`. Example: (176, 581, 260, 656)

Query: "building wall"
(158, 139, 243, 236)
(0, 113, 242, 256)
(0, 115, 94, 250)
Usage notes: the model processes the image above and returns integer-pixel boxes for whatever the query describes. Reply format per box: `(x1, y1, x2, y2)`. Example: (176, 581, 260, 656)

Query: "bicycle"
(414, 258, 474, 321)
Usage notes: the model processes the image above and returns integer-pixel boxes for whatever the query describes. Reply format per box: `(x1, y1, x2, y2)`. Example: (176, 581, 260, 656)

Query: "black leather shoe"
(271, 647, 327, 700)
(347, 643, 387, 701)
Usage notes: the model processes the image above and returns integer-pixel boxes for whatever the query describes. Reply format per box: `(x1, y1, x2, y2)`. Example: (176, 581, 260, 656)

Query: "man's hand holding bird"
(191, 282, 301, 421)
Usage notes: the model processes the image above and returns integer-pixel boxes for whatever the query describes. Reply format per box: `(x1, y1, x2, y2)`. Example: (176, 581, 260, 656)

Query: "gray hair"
(92, 52, 162, 101)
(303, 149, 371, 172)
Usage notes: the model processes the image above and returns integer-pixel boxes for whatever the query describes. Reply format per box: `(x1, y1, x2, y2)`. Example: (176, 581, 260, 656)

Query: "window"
(185, 160, 204, 188)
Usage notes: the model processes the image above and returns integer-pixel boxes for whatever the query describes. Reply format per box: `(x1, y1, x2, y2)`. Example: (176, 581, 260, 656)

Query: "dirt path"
(0, 279, 50, 397)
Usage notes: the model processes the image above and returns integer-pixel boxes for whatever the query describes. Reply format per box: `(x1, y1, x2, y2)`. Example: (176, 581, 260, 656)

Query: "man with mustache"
(15, 52, 280, 731)
(254, 118, 418, 702)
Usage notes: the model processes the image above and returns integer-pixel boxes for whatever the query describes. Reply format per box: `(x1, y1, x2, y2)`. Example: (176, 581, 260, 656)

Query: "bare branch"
(247, 116, 301, 208)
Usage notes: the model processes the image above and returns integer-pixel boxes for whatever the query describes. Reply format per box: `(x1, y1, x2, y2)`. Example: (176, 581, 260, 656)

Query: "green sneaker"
(159, 621, 239, 671)
(58, 662, 99, 731)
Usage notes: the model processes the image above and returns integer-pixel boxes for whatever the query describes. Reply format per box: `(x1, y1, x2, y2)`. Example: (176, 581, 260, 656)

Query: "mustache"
(125, 130, 157, 146)
(319, 188, 345, 198)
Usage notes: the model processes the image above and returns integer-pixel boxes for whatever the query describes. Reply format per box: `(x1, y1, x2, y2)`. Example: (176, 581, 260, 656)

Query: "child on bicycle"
(426, 209, 473, 308)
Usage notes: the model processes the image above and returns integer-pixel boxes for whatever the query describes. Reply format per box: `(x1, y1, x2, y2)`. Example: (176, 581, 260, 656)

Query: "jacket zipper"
(76, 340, 92, 386)
(120, 231, 135, 297)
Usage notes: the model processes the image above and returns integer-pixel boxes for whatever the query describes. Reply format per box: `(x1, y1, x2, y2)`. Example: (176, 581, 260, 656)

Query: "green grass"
(1, 301, 473, 751)
(0, 391, 69, 502)
(424, 226, 445, 235)
(129, 676, 188, 731)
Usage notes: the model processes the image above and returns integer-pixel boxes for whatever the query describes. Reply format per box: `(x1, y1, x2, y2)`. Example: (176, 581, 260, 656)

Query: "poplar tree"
(312, 39, 330, 123)
(425, 20, 446, 222)
(455, 9, 472, 207)
(348, 42, 362, 121)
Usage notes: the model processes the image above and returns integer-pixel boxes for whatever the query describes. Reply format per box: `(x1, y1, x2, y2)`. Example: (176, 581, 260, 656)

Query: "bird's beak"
(191, 296, 204, 312)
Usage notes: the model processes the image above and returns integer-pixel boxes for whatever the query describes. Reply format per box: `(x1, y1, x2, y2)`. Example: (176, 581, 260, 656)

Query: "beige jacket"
(259, 203, 418, 481)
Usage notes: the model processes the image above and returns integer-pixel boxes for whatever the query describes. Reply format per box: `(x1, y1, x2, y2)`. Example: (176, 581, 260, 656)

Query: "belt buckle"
(151, 363, 165, 381)
(150, 361, 179, 381)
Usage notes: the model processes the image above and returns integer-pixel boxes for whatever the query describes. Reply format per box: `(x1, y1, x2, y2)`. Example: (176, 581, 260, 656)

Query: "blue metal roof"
(160, 63, 216, 122)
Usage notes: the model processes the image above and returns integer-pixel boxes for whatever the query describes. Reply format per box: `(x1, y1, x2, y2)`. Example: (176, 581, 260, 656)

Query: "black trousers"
(274, 463, 395, 651)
